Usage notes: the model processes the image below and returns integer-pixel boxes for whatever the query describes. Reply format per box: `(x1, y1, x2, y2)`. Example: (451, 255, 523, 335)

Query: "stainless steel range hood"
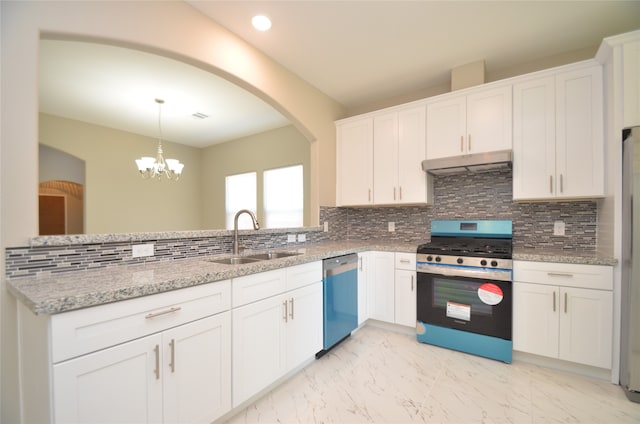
(421, 150, 512, 175)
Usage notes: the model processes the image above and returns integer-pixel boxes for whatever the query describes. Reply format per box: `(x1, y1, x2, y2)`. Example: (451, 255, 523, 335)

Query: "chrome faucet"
(233, 209, 260, 255)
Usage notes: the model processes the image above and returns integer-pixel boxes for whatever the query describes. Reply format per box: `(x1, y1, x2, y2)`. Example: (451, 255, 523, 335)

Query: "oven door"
(417, 267, 512, 341)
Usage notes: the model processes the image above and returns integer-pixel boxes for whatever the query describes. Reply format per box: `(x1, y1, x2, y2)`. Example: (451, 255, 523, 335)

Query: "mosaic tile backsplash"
(320, 169, 598, 250)
(7, 169, 597, 278)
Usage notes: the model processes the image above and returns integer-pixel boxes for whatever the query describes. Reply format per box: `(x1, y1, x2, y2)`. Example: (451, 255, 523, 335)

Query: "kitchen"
(2, 1, 640, 423)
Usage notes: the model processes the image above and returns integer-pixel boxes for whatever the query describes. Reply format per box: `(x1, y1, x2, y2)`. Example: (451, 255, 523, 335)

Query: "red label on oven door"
(477, 283, 503, 306)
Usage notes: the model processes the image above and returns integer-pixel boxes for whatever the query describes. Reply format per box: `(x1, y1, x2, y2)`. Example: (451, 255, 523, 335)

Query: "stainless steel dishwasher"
(317, 253, 358, 358)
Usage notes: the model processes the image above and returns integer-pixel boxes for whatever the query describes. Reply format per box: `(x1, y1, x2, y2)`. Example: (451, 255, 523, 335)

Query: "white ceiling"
(40, 1, 640, 148)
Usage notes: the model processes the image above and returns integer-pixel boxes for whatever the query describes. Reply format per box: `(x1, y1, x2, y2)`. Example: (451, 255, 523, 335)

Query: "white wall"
(0, 2, 344, 422)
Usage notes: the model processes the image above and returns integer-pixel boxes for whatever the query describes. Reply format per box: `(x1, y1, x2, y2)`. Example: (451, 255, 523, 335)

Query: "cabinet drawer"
(286, 261, 322, 291)
(395, 253, 416, 270)
(232, 269, 286, 308)
(51, 280, 231, 363)
(513, 261, 612, 290)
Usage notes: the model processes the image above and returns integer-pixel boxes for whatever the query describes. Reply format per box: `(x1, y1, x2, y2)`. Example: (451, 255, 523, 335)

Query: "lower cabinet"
(53, 312, 231, 424)
(232, 265, 323, 407)
(367, 251, 395, 322)
(513, 261, 613, 369)
(394, 253, 417, 328)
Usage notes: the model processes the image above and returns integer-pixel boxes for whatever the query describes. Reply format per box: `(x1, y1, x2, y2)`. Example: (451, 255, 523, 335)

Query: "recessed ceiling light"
(252, 15, 272, 31)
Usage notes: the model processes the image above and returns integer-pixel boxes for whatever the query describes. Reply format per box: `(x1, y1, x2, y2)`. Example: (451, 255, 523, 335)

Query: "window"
(264, 165, 303, 228)
(225, 172, 256, 230)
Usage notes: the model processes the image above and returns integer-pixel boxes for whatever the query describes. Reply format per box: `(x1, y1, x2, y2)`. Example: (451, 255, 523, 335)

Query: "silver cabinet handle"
(368, 188, 371, 202)
(564, 292, 568, 314)
(547, 272, 573, 278)
(400, 259, 411, 264)
(460, 136, 464, 152)
(145, 306, 182, 320)
(550, 175, 553, 194)
(468, 134, 471, 151)
(169, 339, 176, 373)
(283, 300, 288, 322)
(399, 186, 402, 201)
(560, 174, 564, 193)
(153, 345, 160, 380)
(289, 298, 294, 320)
(553, 291, 556, 312)
(359, 257, 363, 271)
(393, 187, 396, 201)
(411, 275, 414, 291)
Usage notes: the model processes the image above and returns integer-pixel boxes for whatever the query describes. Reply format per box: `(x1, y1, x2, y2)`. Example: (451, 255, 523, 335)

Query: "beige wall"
(40, 113, 204, 233)
(1, 2, 344, 422)
(202, 125, 310, 229)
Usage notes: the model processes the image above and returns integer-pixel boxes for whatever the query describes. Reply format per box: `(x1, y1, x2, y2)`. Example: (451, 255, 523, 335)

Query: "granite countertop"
(8, 240, 617, 316)
(7, 240, 417, 316)
(512, 247, 617, 266)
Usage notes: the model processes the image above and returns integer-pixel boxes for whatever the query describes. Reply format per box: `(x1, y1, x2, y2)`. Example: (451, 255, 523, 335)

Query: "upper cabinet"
(513, 64, 604, 200)
(337, 104, 432, 206)
(426, 85, 512, 160)
(336, 118, 374, 206)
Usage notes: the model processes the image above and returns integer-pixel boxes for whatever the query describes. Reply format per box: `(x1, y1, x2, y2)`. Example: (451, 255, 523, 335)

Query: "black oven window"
(432, 277, 493, 315)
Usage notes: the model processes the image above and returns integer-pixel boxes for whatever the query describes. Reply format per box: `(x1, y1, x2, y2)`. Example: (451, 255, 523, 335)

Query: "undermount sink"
(246, 251, 302, 260)
(207, 257, 262, 265)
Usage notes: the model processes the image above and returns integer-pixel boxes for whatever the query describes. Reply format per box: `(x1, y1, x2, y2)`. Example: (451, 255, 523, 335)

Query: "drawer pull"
(289, 298, 294, 320)
(564, 292, 568, 314)
(283, 300, 288, 322)
(400, 259, 411, 264)
(547, 272, 573, 278)
(145, 306, 182, 320)
(411, 275, 414, 291)
(553, 291, 556, 312)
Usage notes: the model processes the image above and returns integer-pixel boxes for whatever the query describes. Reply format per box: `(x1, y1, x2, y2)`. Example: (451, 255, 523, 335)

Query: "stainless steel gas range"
(416, 220, 513, 363)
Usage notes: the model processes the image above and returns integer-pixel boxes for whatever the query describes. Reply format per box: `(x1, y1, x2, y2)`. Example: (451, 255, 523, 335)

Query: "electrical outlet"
(323, 221, 329, 232)
(287, 234, 296, 243)
(297, 234, 306, 242)
(553, 221, 565, 236)
(388, 222, 395, 232)
(132, 243, 154, 258)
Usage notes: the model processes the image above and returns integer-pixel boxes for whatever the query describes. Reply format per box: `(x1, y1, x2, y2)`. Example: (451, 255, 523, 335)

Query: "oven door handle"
(417, 263, 512, 282)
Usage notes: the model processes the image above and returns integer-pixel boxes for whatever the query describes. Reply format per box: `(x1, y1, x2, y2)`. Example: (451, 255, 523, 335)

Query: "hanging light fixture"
(135, 99, 184, 180)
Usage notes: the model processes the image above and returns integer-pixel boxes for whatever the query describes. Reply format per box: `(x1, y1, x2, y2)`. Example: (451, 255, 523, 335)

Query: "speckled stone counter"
(7, 240, 417, 315)
(513, 248, 617, 266)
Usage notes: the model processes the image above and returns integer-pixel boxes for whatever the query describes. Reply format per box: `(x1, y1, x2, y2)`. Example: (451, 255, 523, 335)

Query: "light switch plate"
(132, 243, 154, 257)
(388, 222, 395, 232)
(553, 221, 565, 236)
(323, 221, 329, 232)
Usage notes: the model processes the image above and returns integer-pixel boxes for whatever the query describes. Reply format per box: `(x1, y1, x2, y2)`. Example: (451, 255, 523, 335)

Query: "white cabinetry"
(513, 65, 604, 200)
(232, 262, 323, 407)
(336, 105, 431, 207)
(336, 118, 373, 206)
(394, 253, 417, 328)
(513, 261, 613, 369)
(373, 106, 432, 205)
(622, 38, 640, 127)
(426, 85, 512, 160)
(367, 251, 395, 322)
(49, 281, 232, 424)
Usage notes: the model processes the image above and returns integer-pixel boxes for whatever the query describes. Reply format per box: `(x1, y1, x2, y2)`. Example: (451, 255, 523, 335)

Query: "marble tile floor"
(225, 325, 640, 424)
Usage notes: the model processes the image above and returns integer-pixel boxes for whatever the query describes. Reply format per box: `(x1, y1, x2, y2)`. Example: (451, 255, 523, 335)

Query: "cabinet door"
(426, 96, 466, 159)
(286, 281, 323, 369)
(466, 85, 513, 155)
(623, 39, 640, 128)
(397, 106, 429, 204)
(163, 313, 231, 424)
(559, 287, 613, 368)
(512, 282, 559, 358)
(373, 112, 398, 204)
(368, 251, 395, 323)
(512, 76, 557, 200)
(357, 252, 369, 325)
(394, 269, 416, 328)
(336, 118, 373, 206)
(232, 295, 287, 407)
(53, 334, 163, 424)
(555, 66, 604, 198)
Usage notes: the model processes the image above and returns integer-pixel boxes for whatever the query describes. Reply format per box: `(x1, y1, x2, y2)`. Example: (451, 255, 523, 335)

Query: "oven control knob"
(435, 256, 441, 263)
(491, 260, 498, 267)
(480, 259, 487, 266)
(426, 255, 433, 262)
(457, 258, 463, 264)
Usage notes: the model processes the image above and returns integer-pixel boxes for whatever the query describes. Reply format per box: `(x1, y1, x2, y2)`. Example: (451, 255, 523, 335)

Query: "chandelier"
(135, 99, 184, 180)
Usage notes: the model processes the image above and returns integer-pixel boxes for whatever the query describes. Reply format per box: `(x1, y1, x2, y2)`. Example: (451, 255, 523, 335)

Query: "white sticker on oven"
(446, 301, 471, 321)
(478, 283, 504, 305)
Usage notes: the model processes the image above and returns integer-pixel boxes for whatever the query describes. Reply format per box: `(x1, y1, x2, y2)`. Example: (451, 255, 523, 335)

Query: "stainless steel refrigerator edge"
(622, 126, 640, 402)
